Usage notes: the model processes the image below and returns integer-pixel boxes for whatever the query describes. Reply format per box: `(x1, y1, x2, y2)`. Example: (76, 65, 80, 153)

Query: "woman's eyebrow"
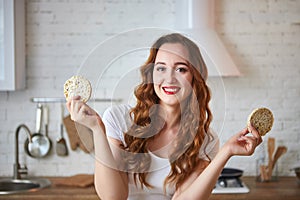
(154, 62, 166, 66)
(174, 62, 189, 67)
(154, 61, 189, 66)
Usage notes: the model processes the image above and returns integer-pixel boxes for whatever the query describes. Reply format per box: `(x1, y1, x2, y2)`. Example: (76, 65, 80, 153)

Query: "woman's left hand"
(224, 124, 262, 157)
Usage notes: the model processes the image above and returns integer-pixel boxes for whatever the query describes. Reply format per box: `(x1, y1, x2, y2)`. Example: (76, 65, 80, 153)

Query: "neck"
(158, 102, 182, 129)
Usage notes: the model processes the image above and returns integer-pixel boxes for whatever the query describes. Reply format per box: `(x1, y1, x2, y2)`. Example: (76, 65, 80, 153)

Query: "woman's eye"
(156, 66, 166, 72)
(176, 67, 188, 73)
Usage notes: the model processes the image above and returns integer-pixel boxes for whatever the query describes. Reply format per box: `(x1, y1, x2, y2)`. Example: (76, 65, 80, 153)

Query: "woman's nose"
(165, 69, 177, 83)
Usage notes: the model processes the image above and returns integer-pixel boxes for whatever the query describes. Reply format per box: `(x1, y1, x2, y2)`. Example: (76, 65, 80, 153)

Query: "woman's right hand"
(66, 96, 102, 132)
(223, 124, 262, 157)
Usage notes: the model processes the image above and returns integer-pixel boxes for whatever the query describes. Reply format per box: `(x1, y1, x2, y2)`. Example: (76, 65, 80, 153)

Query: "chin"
(160, 98, 182, 107)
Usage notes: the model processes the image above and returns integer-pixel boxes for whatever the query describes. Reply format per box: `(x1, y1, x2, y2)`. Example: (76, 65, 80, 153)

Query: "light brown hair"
(123, 33, 213, 191)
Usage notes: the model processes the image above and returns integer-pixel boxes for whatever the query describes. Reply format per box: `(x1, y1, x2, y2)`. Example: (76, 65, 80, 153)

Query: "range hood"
(175, 0, 241, 77)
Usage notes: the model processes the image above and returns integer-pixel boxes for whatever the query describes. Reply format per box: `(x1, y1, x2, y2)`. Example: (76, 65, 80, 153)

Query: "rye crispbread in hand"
(64, 75, 92, 103)
(247, 107, 274, 136)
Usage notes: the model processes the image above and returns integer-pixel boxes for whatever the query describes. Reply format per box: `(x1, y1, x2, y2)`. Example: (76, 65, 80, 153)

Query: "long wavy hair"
(123, 33, 213, 191)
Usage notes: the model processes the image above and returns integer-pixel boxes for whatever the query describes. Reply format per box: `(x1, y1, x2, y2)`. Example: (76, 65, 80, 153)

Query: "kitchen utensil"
(267, 137, 275, 179)
(24, 103, 52, 158)
(219, 168, 243, 179)
(63, 115, 94, 153)
(292, 167, 300, 181)
(259, 165, 268, 181)
(272, 146, 287, 169)
(217, 168, 244, 188)
(43, 104, 52, 153)
(56, 104, 68, 156)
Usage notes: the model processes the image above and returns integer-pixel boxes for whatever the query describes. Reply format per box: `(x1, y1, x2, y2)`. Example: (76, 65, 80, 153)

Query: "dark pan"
(219, 168, 243, 179)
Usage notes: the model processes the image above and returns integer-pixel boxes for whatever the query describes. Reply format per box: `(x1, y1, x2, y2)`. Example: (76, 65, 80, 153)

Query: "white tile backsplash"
(0, 0, 299, 177)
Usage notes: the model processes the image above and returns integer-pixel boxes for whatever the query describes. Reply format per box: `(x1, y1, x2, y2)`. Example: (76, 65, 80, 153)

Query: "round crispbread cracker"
(247, 107, 274, 136)
(64, 75, 92, 103)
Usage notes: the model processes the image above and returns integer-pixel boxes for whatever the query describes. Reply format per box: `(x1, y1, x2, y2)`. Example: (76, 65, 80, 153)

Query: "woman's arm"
(92, 126, 128, 200)
(66, 96, 128, 200)
(172, 125, 262, 200)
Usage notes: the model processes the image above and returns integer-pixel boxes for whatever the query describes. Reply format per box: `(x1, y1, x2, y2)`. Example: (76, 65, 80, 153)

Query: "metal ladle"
(24, 104, 51, 158)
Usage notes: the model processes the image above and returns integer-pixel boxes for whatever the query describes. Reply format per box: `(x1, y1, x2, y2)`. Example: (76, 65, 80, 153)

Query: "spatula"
(56, 103, 68, 156)
(272, 146, 287, 169)
(267, 137, 275, 179)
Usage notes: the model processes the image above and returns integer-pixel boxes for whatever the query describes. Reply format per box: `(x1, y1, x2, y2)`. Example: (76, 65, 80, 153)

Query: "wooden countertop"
(209, 176, 300, 200)
(0, 176, 99, 200)
(0, 177, 299, 199)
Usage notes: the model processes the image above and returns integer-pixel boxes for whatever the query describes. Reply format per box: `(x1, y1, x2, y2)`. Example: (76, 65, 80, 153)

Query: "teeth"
(164, 87, 179, 92)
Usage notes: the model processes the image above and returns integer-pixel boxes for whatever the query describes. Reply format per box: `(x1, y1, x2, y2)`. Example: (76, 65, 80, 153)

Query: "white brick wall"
(0, 0, 299, 177)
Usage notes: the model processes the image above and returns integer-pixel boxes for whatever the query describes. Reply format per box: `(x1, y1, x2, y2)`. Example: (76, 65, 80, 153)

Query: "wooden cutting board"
(63, 115, 94, 153)
(54, 174, 94, 187)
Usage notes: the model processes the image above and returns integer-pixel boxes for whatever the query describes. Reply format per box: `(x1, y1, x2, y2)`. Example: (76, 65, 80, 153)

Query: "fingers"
(69, 97, 96, 120)
(237, 124, 262, 150)
(66, 96, 81, 112)
(238, 127, 249, 137)
(238, 124, 262, 143)
(236, 127, 250, 142)
(66, 96, 86, 121)
(248, 123, 263, 145)
(72, 95, 81, 100)
(248, 123, 258, 137)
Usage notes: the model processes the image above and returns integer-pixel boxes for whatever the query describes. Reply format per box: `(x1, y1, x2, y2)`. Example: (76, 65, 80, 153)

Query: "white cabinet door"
(0, 0, 25, 91)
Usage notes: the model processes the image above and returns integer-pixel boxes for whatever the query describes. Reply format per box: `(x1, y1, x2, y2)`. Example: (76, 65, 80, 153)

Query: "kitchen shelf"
(30, 97, 122, 103)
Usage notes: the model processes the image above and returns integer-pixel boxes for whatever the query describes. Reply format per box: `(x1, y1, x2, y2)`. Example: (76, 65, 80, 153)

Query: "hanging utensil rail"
(31, 97, 122, 103)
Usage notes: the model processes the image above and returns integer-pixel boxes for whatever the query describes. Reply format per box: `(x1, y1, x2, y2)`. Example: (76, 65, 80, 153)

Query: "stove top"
(212, 178, 250, 194)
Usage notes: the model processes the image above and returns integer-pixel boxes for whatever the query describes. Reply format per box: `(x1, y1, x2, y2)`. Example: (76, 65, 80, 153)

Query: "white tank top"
(102, 104, 219, 200)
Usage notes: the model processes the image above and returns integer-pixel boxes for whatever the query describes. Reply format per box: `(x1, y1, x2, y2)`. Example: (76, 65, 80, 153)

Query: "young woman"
(66, 33, 262, 200)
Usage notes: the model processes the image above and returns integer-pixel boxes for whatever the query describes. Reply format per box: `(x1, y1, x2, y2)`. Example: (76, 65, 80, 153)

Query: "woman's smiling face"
(153, 43, 193, 107)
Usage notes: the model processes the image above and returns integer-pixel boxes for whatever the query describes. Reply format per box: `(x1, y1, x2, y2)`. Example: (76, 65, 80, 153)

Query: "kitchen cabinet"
(0, 177, 299, 200)
(0, 0, 25, 91)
